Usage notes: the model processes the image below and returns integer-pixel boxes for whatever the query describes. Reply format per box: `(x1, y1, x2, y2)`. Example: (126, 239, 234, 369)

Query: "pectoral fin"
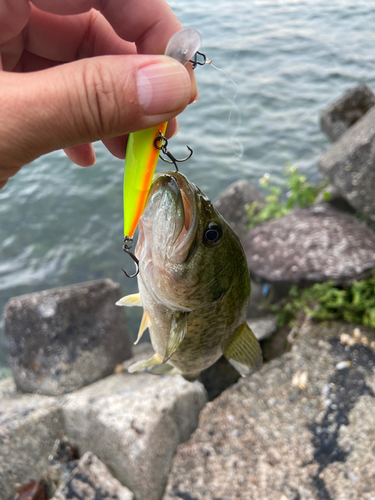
(224, 322, 262, 377)
(128, 353, 163, 373)
(134, 310, 151, 345)
(164, 312, 188, 363)
(116, 293, 142, 307)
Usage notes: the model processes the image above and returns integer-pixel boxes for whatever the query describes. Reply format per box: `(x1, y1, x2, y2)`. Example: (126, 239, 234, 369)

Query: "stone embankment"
(2, 83, 375, 499)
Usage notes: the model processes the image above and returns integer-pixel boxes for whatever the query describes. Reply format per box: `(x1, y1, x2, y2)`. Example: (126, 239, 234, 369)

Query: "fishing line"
(201, 46, 244, 160)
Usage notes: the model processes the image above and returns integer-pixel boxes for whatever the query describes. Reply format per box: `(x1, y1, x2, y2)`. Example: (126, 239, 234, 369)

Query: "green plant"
(246, 164, 327, 228)
(271, 271, 375, 329)
(285, 164, 317, 208)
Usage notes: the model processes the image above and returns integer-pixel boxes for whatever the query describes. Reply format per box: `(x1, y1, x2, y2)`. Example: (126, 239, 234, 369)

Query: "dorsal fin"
(223, 322, 262, 377)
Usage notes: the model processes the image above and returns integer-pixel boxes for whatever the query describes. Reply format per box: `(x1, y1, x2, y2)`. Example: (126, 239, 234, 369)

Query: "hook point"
(122, 236, 139, 278)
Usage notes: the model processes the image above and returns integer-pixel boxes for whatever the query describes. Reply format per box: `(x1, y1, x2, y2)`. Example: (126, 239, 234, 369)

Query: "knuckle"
(79, 60, 122, 139)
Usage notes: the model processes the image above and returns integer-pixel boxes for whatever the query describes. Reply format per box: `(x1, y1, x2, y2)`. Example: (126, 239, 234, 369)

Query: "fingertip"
(64, 143, 96, 167)
(102, 136, 128, 159)
(165, 118, 179, 139)
(186, 63, 199, 104)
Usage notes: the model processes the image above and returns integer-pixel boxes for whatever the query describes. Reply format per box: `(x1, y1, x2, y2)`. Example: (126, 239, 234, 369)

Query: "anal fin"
(116, 293, 142, 307)
(223, 322, 262, 377)
(164, 312, 188, 363)
(128, 353, 163, 373)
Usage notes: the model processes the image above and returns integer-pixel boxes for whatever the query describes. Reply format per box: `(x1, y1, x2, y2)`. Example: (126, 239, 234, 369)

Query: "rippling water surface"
(1, 0, 375, 373)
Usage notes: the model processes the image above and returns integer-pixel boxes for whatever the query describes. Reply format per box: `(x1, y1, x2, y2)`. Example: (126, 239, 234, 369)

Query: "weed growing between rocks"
(245, 164, 328, 228)
(246, 166, 375, 331)
(271, 272, 375, 329)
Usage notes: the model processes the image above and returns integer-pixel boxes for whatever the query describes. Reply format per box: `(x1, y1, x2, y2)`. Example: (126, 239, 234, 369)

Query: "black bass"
(117, 171, 262, 380)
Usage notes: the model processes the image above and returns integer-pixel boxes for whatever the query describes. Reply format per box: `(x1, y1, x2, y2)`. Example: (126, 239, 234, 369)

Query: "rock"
(4, 279, 132, 396)
(260, 324, 292, 362)
(247, 314, 278, 342)
(0, 376, 16, 399)
(320, 83, 375, 142)
(0, 392, 63, 500)
(52, 452, 134, 500)
(248, 279, 291, 318)
(243, 204, 375, 286)
(314, 183, 356, 214)
(319, 106, 375, 223)
(199, 357, 241, 402)
(62, 371, 207, 500)
(213, 179, 265, 240)
(164, 322, 375, 500)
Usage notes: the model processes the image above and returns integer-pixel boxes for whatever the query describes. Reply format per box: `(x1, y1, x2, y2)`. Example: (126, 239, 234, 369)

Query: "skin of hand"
(0, 0, 198, 190)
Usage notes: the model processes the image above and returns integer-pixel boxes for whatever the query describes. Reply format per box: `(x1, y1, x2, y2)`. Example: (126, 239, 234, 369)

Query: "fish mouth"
(145, 171, 199, 264)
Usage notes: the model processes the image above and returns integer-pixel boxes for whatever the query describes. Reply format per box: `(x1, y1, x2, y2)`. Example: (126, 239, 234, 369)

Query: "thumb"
(0, 55, 192, 186)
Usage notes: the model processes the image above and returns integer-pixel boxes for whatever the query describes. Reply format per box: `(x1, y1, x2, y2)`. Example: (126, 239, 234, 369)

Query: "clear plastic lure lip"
(122, 28, 202, 240)
(164, 28, 202, 64)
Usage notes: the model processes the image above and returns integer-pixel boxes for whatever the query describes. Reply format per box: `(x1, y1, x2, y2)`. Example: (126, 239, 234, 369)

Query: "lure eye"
(203, 222, 223, 246)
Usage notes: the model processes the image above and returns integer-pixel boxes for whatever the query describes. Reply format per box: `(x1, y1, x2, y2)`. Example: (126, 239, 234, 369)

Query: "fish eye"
(203, 222, 223, 246)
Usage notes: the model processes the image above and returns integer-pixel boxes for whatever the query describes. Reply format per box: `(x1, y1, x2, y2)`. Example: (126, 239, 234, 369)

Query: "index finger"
(32, 0, 182, 54)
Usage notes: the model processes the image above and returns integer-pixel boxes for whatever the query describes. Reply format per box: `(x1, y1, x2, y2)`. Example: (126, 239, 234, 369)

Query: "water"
(1, 0, 375, 373)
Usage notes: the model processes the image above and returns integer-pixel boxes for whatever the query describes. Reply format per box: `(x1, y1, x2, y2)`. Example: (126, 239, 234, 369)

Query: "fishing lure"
(122, 28, 203, 241)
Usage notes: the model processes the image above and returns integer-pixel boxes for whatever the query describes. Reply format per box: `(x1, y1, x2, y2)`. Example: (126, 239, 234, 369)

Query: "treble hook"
(189, 51, 211, 69)
(122, 236, 139, 278)
(154, 133, 193, 171)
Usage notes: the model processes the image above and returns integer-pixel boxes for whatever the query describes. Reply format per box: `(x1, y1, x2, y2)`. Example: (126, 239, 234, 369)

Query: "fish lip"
(139, 171, 199, 269)
(169, 172, 199, 263)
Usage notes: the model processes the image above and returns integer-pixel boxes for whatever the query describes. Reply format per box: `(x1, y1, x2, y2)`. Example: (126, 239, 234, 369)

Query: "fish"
(117, 171, 262, 381)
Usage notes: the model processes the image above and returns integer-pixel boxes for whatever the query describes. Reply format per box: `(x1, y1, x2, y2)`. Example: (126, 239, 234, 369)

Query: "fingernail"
(137, 59, 191, 116)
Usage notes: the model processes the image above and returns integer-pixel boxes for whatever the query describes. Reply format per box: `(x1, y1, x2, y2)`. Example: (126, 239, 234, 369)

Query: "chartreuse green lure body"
(123, 123, 167, 238)
(123, 28, 202, 238)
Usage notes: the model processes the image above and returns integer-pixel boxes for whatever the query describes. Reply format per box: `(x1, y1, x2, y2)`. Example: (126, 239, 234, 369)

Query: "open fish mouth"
(144, 171, 199, 264)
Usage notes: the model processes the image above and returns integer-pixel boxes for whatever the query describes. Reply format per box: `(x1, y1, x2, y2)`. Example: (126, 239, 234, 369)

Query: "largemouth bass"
(117, 171, 262, 380)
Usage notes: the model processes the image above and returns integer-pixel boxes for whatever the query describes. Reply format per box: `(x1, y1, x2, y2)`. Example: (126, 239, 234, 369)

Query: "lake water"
(1, 0, 375, 375)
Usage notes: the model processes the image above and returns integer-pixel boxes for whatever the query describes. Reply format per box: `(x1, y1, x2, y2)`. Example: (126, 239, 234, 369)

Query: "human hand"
(0, 0, 198, 189)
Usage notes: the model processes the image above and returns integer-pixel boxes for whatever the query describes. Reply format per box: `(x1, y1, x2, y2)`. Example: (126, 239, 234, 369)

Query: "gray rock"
(62, 371, 207, 500)
(213, 179, 265, 240)
(314, 182, 357, 214)
(319, 106, 375, 223)
(247, 314, 278, 342)
(243, 204, 375, 286)
(248, 279, 292, 318)
(164, 322, 375, 500)
(0, 376, 16, 399)
(52, 452, 133, 500)
(199, 357, 241, 402)
(320, 83, 375, 142)
(0, 393, 63, 500)
(4, 279, 132, 396)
